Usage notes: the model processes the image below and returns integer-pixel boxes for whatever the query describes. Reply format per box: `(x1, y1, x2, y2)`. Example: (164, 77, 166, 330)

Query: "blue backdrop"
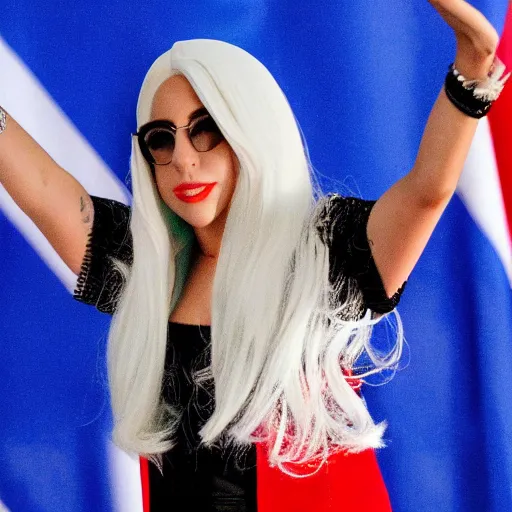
(1, 1, 511, 511)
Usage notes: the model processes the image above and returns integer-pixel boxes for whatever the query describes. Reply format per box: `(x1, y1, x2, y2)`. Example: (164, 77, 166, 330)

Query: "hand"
(428, 0, 500, 78)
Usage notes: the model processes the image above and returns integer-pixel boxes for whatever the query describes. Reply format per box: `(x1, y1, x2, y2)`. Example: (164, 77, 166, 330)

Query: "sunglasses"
(133, 113, 225, 166)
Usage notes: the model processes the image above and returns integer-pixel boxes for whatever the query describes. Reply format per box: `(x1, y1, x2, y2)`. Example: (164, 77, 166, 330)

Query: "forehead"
(150, 74, 205, 122)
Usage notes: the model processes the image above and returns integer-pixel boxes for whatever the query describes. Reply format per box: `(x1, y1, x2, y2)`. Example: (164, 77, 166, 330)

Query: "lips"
(173, 182, 217, 203)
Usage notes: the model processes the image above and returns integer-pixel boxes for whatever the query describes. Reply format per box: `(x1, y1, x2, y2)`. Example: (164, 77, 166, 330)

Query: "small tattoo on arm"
(80, 195, 92, 224)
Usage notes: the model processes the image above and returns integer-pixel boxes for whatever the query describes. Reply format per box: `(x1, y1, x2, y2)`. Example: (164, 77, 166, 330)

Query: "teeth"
(182, 186, 207, 197)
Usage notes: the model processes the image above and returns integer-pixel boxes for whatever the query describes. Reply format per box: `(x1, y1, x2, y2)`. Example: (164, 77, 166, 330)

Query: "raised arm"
(0, 108, 93, 275)
(366, 0, 508, 297)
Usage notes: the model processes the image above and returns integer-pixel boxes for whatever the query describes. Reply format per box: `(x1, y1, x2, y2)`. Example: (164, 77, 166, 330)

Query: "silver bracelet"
(0, 107, 6, 134)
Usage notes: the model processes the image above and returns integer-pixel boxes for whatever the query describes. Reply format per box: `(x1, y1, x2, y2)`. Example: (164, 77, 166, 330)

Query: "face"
(148, 74, 239, 231)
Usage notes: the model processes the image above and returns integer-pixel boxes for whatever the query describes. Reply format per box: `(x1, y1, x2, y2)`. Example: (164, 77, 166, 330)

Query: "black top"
(73, 194, 407, 511)
(152, 322, 257, 511)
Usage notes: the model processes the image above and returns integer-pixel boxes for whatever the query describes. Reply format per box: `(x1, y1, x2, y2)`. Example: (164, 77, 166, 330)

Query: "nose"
(169, 127, 199, 171)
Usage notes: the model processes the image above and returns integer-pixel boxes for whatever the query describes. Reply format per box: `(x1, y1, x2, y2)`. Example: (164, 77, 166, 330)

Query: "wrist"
(454, 47, 496, 80)
(444, 54, 510, 119)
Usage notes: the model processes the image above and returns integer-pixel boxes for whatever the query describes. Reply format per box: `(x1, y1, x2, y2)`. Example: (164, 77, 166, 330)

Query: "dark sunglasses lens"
(190, 117, 224, 152)
(144, 128, 175, 164)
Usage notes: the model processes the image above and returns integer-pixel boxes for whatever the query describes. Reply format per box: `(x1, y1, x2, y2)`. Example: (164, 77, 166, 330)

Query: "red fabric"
(489, 5, 512, 242)
(140, 456, 150, 512)
(256, 444, 392, 512)
(138, 373, 381, 511)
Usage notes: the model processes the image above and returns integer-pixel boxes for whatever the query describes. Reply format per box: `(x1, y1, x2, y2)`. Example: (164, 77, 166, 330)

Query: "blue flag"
(1, 1, 511, 511)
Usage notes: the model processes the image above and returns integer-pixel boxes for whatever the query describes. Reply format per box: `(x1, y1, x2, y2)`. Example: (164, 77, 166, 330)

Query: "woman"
(0, 1, 508, 510)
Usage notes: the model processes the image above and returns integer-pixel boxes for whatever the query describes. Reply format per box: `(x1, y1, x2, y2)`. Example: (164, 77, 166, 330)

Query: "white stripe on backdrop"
(109, 443, 143, 512)
(0, 36, 142, 512)
(456, 116, 512, 285)
(0, 36, 130, 292)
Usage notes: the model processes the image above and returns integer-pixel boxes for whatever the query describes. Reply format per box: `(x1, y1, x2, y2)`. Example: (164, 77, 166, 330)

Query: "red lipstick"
(173, 182, 217, 203)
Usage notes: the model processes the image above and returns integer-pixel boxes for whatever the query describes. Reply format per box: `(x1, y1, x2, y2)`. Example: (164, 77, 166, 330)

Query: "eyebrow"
(152, 107, 210, 127)
(188, 107, 209, 122)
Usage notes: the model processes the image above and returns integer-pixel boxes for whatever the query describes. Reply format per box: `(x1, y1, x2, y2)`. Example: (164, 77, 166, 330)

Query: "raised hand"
(364, 0, 508, 301)
(428, 0, 500, 78)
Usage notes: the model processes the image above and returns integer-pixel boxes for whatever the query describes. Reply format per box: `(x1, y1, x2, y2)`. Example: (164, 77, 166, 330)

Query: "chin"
(177, 208, 220, 229)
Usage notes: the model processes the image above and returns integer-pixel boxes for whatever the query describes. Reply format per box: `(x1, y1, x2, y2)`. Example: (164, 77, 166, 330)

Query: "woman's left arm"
(367, 0, 506, 298)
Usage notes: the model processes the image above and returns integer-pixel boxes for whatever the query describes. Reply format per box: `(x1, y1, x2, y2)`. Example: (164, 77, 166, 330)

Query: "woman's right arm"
(0, 108, 91, 275)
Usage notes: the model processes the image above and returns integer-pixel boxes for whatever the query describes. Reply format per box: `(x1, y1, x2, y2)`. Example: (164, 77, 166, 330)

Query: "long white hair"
(107, 39, 403, 474)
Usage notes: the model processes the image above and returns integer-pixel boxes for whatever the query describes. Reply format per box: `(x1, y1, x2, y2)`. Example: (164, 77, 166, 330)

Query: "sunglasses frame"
(132, 114, 224, 166)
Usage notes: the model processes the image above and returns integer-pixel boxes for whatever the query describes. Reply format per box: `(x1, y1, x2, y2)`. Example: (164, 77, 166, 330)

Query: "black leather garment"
(148, 323, 257, 512)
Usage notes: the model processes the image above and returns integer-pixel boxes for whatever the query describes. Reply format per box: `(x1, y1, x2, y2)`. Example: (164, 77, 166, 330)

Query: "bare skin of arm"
(0, 109, 93, 275)
(366, 0, 503, 297)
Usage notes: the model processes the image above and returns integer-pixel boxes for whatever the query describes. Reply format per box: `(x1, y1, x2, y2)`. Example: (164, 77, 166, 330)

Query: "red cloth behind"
(256, 444, 392, 512)
(140, 375, 383, 510)
(140, 456, 150, 512)
(489, 5, 512, 241)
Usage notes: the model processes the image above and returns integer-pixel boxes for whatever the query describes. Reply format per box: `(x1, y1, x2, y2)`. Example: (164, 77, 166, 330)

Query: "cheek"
(227, 155, 239, 192)
(154, 172, 175, 201)
(217, 147, 239, 184)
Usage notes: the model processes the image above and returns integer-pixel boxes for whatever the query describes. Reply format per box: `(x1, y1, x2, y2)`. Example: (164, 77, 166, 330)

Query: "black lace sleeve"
(316, 194, 407, 317)
(72, 195, 133, 315)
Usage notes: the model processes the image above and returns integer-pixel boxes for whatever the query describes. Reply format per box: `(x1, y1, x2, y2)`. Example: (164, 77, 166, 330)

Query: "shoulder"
(73, 195, 133, 314)
(314, 193, 376, 245)
(86, 195, 133, 262)
(314, 193, 406, 317)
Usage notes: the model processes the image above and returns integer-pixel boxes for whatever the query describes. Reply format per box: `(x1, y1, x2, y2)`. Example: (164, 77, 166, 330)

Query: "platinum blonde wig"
(107, 39, 404, 474)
